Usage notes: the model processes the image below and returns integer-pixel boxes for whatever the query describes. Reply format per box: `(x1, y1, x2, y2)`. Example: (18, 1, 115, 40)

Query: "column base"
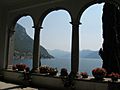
(31, 68, 39, 73)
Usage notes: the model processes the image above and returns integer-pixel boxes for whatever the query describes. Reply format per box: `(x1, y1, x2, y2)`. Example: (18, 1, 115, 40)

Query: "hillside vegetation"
(14, 24, 54, 59)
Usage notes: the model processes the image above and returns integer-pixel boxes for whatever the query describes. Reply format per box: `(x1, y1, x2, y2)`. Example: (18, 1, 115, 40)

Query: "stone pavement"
(0, 81, 38, 90)
(0, 81, 49, 90)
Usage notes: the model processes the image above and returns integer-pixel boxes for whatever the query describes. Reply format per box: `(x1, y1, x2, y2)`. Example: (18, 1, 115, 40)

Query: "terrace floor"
(0, 81, 49, 90)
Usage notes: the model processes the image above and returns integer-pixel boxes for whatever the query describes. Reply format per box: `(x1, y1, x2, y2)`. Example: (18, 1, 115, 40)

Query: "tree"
(100, 3, 120, 74)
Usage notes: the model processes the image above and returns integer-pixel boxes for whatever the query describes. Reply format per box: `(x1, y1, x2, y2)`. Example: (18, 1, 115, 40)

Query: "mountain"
(48, 49, 100, 59)
(80, 50, 101, 59)
(48, 49, 70, 58)
(14, 23, 54, 59)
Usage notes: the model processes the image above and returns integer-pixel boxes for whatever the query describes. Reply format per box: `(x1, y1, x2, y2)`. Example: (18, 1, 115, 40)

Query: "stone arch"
(40, 8, 72, 71)
(78, 0, 119, 22)
(78, 3, 104, 75)
(7, 14, 34, 68)
(77, 0, 120, 73)
(37, 7, 72, 27)
(9, 14, 35, 31)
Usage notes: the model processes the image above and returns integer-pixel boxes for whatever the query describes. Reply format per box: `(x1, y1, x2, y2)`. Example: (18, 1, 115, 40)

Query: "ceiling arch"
(37, 7, 72, 27)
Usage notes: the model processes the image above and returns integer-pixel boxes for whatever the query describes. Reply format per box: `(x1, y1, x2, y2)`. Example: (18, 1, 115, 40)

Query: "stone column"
(32, 25, 41, 72)
(70, 21, 80, 74)
(0, 13, 8, 69)
(6, 28, 15, 69)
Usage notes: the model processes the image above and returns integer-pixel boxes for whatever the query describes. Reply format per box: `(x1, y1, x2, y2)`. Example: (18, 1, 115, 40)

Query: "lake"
(13, 58, 103, 76)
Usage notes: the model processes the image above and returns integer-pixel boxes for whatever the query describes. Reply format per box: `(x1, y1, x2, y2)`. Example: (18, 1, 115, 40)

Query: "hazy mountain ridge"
(48, 49, 70, 58)
(48, 49, 101, 59)
(80, 50, 101, 59)
(14, 23, 54, 59)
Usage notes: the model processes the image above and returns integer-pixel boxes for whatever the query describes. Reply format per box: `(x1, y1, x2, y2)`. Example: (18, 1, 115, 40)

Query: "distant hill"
(48, 49, 101, 59)
(80, 50, 101, 59)
(14, 23, 54, 59)
(48, 49, 70, 58)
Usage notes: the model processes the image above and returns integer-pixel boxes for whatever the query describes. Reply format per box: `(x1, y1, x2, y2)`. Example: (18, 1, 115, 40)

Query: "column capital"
(70, 21, 82, 26)
(32, 25, 43, 30)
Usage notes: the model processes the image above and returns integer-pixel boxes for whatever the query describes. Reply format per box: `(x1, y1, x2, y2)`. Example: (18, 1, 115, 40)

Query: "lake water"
(13, 58, 103, 76)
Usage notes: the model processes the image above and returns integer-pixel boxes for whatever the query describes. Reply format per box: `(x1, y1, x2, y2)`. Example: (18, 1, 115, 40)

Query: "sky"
(17, 3, 104, 52)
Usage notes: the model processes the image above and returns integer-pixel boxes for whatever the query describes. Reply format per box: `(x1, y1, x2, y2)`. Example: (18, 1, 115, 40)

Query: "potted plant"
(39, 66, 49, 74)
(92, 68, 107, 80)
(12, 63, 27, 71)
(16, 63, 27, 71)
(48, 67, 58, 76)
(39, 66, 58, 76)
(80, 72, 88, 78)
(108, 72, 120, 82)
(60, 68, 68, 77)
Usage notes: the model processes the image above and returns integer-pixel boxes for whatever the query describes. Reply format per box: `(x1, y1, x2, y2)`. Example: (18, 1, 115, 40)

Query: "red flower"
(15, 63, 27, 71)
(108, 72, 120, 78)
(92, 68, 107, 79)
(80, 72, 88, 78)
(108, 72, 120, 81)
(39, 66, 58, 76)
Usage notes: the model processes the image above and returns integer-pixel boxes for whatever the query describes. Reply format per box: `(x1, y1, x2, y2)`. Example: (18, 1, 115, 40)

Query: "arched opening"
(8, 16, 34, 70)
(79, 3, 104, 75)
(41, 10, 72, 73)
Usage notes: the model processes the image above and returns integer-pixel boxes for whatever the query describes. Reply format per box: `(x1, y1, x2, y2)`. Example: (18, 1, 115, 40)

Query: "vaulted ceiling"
(0, 0, 65, 11)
